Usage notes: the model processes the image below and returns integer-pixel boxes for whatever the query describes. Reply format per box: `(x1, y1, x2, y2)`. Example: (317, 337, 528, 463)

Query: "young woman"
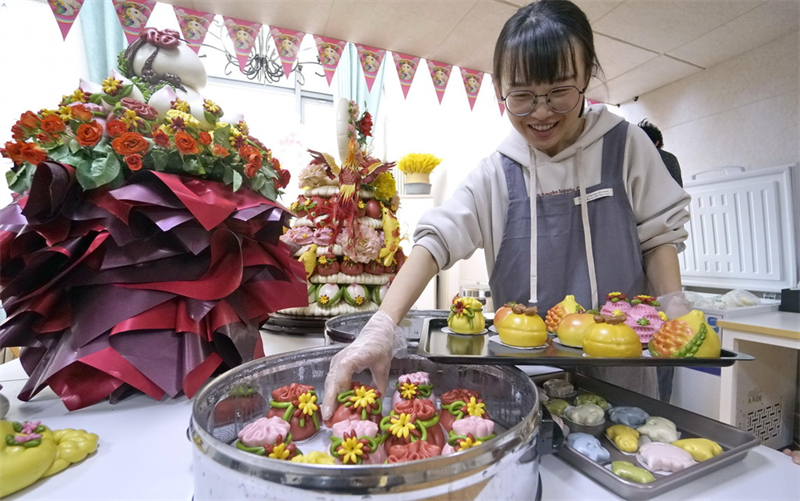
(322, 0, 692, 418)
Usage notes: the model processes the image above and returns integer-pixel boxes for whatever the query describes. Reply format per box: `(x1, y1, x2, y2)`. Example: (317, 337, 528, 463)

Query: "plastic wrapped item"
(720, 289, 761, 309)
(685, 289, 762, 311)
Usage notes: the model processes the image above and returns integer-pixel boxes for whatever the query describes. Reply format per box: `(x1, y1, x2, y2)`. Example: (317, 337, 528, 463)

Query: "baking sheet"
(418, 318, 754, 367)
(534, 372, 760, 500)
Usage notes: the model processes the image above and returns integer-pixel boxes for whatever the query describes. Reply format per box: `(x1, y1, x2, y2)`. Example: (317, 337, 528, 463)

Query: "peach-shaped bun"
(496, 303, 546, 347)
(583, 314, 641, 358)
(556, 312, 595, 347)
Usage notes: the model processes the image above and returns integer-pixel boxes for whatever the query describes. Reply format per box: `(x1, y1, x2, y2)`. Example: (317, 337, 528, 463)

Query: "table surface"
(2, 356, 799, 501)
(717, 310, 800, 340)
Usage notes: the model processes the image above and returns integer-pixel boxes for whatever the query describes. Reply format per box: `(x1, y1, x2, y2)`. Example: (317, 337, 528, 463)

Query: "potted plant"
(397, 153, 441, 194)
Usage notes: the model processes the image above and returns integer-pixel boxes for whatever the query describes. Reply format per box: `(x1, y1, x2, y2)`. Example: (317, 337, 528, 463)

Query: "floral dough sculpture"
(0, 28, 307, 410)
(279, 99, 404, 317)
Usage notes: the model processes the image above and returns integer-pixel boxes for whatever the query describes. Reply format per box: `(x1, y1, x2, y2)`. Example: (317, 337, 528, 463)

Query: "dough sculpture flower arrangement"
(0, 28, 307, 410)
(0, 420, 99, 497)
(447, 295, 486, 334)
(279, 99, 405, 317)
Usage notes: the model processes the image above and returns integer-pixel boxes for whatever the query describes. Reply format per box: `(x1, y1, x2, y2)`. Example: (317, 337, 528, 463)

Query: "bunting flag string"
(460, 68, 484, 110)
(222, 16, 263, 73)
(354, 44, 386, 93)
(47, 0, 85, 40)
(313, 36, 347, 86)
(173, 6, 215, 54)
(427, 60, 453, 104)
(270, 27, 306, 79)
(112, 0, 156, 45)
(392, 52, 420, 99)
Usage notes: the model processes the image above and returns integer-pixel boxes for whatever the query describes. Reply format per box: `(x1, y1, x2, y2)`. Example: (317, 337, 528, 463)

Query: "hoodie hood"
(496, 104, 624, 168)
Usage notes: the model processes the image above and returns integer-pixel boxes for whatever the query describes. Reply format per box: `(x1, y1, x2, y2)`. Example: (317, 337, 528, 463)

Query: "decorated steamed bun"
(447, 295, 486, 334)
(544, 295, 585, 333)
(566, 433, 610, 463)
(599, 292, 631, 317)
(495, 303, 547, 347)
(649, 310, 721, 358)
(582, 314, 642, 358)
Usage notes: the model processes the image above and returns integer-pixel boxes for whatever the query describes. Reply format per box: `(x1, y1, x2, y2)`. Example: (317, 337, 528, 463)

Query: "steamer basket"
(191, 346, 541, 500)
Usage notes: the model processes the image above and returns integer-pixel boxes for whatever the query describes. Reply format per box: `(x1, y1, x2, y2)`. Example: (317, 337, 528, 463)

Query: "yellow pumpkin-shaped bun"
(447, 295, 486, 334)
(496, 304, 547, 347)
(583, 314, 642, 358)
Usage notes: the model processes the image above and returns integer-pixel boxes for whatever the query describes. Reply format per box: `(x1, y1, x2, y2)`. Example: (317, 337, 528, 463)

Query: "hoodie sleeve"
(624, 126, 691, 253)
(413, 158, 505, 271)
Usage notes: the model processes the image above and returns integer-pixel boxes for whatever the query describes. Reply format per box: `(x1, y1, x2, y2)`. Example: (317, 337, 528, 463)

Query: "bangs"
(495, 18, 580, 88)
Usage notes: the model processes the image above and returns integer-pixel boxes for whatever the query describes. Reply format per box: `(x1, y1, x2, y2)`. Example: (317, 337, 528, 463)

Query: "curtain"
(80, 0, 126, 83)
(337, 43, 385, 127)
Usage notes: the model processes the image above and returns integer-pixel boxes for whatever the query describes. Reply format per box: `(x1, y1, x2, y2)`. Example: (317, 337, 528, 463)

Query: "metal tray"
(418, 318, 754, 367)
(534, 372, 760, 500)
(325, 309, 448, 344)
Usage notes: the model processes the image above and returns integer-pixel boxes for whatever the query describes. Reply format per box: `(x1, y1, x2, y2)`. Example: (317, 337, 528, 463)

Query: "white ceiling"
(161, 0, 800, 105)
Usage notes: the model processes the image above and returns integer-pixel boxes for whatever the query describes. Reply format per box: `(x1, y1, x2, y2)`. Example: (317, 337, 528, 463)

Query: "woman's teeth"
(531, 123, 556, 132)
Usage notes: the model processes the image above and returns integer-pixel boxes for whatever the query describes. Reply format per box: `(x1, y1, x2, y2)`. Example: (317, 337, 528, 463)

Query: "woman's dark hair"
(493, 0, 602, 92)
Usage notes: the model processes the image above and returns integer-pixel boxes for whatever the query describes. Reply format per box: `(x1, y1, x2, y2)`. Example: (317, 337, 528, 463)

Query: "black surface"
(418, 318, 754, 367)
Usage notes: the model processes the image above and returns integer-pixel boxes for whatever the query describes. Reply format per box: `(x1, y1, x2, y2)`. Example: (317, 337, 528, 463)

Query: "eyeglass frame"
(501, 84, 588, 117)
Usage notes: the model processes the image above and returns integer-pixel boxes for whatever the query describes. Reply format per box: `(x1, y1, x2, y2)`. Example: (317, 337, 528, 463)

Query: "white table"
(2, 348, 799, 500)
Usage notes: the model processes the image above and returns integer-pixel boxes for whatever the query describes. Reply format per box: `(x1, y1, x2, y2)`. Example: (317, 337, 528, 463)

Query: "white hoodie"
(413, 105, 691, 280)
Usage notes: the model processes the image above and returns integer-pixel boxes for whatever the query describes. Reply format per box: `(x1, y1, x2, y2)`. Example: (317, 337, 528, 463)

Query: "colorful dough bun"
(447, 295, 486, 334)
(381, 398, 445, 453)
(324, 382, 383, 428)
(329, 420, 386, 465)
(439, 389, 488, 433)
(583, 314, 642, 358)
(544, 295, 585, 333)
(672, 438, 723, 462)
(266, 383, 322, 441)
(648, 310, 721, 358)
(556, 312, 595, 347)
(236, 416, 300, 460)
(626, 295, 667, 344)
(391, 371, 435, 408)
(495, 303, 547, 347)
(599, 292, 631, 317)
(566, 433, 610, 463)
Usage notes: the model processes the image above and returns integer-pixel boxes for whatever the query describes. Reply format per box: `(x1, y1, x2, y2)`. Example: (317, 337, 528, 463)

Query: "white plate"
(488, 335, 547, 350)
(441, 326, 488, 335)
(552, 337, 583, 349)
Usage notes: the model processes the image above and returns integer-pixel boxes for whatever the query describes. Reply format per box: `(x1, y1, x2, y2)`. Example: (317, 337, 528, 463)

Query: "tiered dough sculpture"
(280, 99, 404, 316)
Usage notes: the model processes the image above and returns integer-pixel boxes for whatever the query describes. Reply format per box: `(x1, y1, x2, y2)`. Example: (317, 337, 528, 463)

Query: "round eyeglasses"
(502, 85, 587, 116)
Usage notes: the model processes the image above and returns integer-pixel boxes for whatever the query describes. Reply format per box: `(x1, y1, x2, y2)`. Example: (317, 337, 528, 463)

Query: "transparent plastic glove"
(322, 311, 406, 420)
(657, 291, 694, 320)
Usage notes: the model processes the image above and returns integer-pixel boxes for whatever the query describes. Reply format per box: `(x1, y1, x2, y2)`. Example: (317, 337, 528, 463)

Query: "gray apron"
(488, 121, 659, 398)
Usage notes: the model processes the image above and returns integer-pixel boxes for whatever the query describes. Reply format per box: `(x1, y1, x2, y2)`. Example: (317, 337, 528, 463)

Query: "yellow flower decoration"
(171, 98, 191, 113)
(349, 386, 377, 409)
(71, 89, 89, 103)
(203, 99, 221, 114)
(337, 436, 365, 464)
(268, 442, 292, 460)
(119, 109, 140, 129)
(165, 109, 201, 129)
(318, 255, 329, 265)
(358, 200, 366, 210)
(101, 77, 122, 95)
(354, 296, 366, 306)
(318, 295, 330, 305)
(373, 172, 396, 201)
(458, 436, 483, 450)
(40, 109, 58, 117)
(612, 309, 624, 317)
(465, 397, 486, 417)
(658, 311, 668, 321)
(57, 105, 73, 121)
(297, 392, 318, 416)
(399, 382, 419, 400)
(389, 413, 416, 439)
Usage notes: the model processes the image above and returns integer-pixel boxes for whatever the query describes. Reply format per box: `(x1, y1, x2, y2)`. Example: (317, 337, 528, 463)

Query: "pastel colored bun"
(325, 382, 383, 428)
(387, 440, 442, 463)
(599, 292, 631, 317)
(606, 424, 640, 453)
(608, 406, 650, 428)
(544, 399, 569, 416)
(391, 371, 436, 408)
(447, 295, 486, 334)
(439, 389, 489, 433)
(564, 404, 606, 426)
(583, 314, 642, 358)
(266, 383, 322, 441)
(672, 438, 723, 462)
(329, 420, 385, 465)
(543, 379, 575, 398)
(496, 303, 547, 347)
(575, 393, 610, 409)
(636, 442, 697, 473)
(626, 303, 665, 344)
(567, 433, 610, 463)
(649, 310, 721, 358)
(611, 461, 656, 484)
(544, 295, 585, 332)
(637, 416, 679, 443)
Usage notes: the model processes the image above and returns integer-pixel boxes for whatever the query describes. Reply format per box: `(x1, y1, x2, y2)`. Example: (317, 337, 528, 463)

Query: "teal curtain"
(337, 43, 385, 127)
(80, 0, 126, 82)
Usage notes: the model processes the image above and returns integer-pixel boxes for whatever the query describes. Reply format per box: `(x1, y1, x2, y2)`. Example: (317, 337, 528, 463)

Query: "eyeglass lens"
(505, 87, 582, 115)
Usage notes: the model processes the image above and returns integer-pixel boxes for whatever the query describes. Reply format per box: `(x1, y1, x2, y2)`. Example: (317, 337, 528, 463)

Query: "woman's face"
(501, 50, 588, 157)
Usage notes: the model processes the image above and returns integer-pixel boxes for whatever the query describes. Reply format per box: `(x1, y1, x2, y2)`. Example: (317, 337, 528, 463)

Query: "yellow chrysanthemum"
(203, 99, 221, 114)
(268, 442, 291, 460)
(40, 109, 58, 117)
(612, 309, 624, 317)
(71, 89, 89, 103)
(119, 109, 140, 129)
(101, 77, 122, 95)
(389, 413, 416, 439)
(399, 382, 418, 400)
(165, 109, 201, 128)
(172, 98, 191, 113)
(318, 295, 330, 305)
(354, 296, 365, 306)
(318, 255, 329, 265)
(465, 397, 486, 417)
(349, 386, 377, 409)
(373, 172, 396, 201)
(57, 105, 73, 121)
(298, 392, 318, 416)
(337, 436, 364, 464)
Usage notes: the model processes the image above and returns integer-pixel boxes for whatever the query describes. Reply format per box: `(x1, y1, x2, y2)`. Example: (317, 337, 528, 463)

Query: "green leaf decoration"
(148, 149, 168, 171)
(231, 170, 242, 192)
(214, 125, 232, 146)
(77, 154, 120, 190)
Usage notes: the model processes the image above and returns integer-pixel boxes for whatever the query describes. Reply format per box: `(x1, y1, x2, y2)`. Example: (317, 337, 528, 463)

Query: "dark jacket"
(659, 149, 683, 187)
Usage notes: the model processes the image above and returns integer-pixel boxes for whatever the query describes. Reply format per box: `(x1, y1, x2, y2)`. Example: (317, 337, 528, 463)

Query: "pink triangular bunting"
(427, 60, 453, 104)
(355, 44, 386, 93)
(223, 17, 263, 73)
(313, 36, 347, 86)
(460, 68, 484, 111)
(48, 0, 85, 40)
(270, 27, 305, 79)
(112, 0, 156, 45)
(392, 52, 420, 100)
(173, 6, 215, 54)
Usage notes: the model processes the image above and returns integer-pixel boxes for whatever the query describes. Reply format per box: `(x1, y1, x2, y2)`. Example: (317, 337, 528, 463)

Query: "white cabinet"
(396, 195, 438, 309)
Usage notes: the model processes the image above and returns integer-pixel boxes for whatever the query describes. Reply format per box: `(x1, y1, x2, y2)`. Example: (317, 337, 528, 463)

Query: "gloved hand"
(657, 291, 694, 320)
(322, 311, 406, 420)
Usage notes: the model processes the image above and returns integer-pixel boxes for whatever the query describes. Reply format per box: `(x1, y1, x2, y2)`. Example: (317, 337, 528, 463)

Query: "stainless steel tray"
(418, 318, 754, 367)
(534, 372, 760, 500)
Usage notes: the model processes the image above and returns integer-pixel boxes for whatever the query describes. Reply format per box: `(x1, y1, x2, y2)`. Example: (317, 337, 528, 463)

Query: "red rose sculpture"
(325, 382, 384, 428)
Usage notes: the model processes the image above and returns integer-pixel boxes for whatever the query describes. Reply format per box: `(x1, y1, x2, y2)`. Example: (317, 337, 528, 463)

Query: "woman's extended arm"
(379, 246, 440, 323)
